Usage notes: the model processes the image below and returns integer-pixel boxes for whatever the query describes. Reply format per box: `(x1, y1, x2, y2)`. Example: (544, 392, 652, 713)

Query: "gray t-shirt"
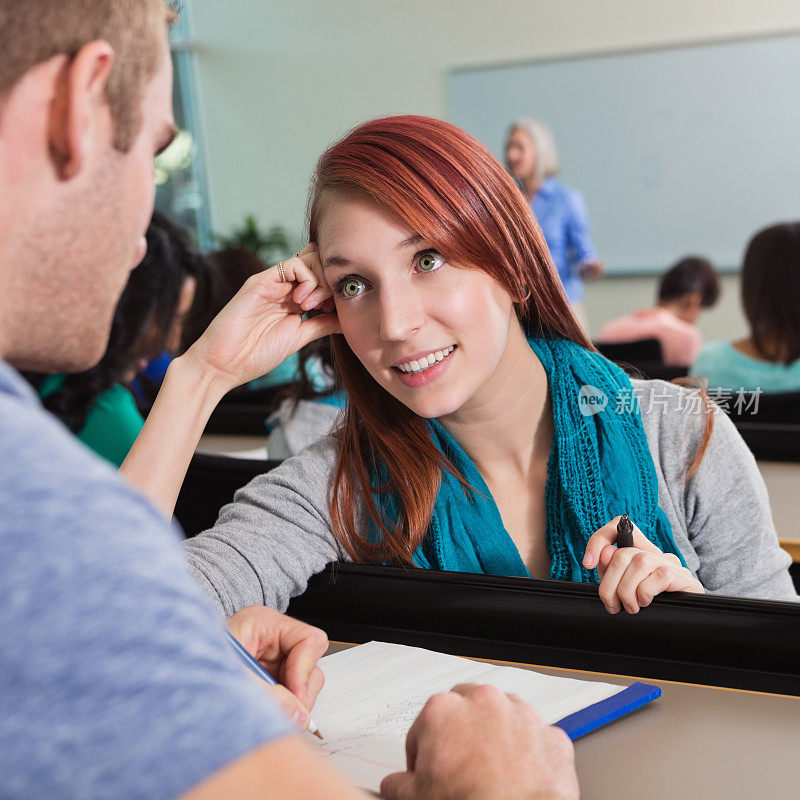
(185, 380, 797, 615)
(0, 360, 292, 799)
(266, 398, 342, 460)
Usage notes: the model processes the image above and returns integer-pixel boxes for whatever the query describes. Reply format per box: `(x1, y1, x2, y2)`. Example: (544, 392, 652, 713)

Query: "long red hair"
(307, 115, 592, 564)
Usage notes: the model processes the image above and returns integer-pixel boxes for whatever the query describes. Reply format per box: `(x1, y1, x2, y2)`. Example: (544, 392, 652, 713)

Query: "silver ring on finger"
(278, 261, 287, 282)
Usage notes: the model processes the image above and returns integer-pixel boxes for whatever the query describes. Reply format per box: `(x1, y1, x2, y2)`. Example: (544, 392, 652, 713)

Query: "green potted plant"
(216, 214, 297, 265)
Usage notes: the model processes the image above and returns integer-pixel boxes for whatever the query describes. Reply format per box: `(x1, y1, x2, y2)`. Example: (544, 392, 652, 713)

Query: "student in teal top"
(691, 222, 800, 394)
(31, 211, 200, 466)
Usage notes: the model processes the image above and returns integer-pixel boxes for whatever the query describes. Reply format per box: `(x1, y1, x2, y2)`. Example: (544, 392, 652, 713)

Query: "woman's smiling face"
(317, 191, 520, 421)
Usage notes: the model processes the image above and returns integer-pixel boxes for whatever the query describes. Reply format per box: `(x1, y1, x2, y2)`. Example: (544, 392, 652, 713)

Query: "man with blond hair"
(0, 2, 578, 798)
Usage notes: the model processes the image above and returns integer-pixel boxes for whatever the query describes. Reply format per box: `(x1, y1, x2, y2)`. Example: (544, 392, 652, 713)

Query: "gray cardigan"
(185, 380, 797, 614)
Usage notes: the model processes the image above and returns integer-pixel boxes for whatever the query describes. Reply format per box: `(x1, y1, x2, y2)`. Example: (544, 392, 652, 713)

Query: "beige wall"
(191, 0, 800, 339)
(585, 272, 744, 341)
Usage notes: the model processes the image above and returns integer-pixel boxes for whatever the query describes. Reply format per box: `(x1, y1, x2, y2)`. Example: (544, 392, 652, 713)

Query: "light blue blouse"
(691, 340, 800, 393)
(531, 177, 597, 303)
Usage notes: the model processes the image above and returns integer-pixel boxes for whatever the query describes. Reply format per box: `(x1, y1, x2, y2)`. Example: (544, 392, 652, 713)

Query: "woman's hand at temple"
(583, 516, 704, 614)
(120, 245, 339, 517)
(181, 244, 340, 396)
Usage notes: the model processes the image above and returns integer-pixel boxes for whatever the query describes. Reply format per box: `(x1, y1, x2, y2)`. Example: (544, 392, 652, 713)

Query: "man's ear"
(49, 41, 116, 180)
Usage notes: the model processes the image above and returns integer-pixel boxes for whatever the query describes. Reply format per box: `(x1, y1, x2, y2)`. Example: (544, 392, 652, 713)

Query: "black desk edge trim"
(287, 564, 800, 696)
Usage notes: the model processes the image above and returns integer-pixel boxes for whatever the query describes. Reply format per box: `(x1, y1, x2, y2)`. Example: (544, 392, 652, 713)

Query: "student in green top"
(30, 211, 200, 465)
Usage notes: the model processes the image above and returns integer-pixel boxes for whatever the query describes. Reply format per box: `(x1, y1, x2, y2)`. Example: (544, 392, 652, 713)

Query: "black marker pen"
(616, 514, 635, 548)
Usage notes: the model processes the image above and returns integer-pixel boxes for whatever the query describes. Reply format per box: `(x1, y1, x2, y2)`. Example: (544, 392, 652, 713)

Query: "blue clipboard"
(554, 682, 661, 740)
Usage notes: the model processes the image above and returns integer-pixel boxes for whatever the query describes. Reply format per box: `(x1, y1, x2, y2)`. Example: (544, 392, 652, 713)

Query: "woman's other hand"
(583, 516, 704, 614)
(181, 244, 340, 395)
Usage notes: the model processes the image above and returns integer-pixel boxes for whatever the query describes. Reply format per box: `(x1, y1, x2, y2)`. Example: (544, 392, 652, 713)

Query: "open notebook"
(309, 641, 660, 793)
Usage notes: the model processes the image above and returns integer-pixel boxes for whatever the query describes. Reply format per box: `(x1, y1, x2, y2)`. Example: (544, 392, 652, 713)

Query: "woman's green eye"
(417, 252, 444, 272)
(334, 274, 368, 298)
(343, 279, 364, 297)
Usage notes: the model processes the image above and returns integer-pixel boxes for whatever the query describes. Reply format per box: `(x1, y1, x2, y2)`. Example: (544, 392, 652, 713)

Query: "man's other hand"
(380, 682, 579, 800)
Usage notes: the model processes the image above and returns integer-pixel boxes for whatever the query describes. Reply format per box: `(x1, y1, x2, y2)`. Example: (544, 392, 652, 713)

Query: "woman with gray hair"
(505, 119, 603, 329)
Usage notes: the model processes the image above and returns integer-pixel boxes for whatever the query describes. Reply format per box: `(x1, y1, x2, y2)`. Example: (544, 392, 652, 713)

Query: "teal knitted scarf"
(369, 336, 686, 582)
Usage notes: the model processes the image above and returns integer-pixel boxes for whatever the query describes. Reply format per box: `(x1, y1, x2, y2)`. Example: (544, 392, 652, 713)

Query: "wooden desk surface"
(528, 663, 799, 800)
(781, 538, 800, 562)
(759, 460, 799, 542)
(328, 643, 800, 800)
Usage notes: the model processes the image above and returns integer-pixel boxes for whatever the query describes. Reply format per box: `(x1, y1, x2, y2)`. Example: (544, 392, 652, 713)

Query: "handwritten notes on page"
(309, 641, 625, 793)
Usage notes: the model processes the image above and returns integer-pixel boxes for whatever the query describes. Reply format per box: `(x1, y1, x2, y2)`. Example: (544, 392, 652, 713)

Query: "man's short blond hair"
(0, 0, 176, 151)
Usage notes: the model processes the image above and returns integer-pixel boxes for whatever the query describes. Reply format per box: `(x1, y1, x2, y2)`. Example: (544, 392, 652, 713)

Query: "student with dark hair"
(596, 256, 720, 367)
(181, 247, 262, 352)
(27, 210, 199, 465)
(692, 222, 800, 392)
(658, 256, 720, 310)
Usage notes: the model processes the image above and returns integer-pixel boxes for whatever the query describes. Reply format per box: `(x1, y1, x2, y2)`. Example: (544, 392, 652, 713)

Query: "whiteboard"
(447, 34, 800, 274)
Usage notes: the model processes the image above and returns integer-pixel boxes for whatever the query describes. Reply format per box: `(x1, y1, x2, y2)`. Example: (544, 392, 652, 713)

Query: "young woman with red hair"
(134, 116, 795, 613)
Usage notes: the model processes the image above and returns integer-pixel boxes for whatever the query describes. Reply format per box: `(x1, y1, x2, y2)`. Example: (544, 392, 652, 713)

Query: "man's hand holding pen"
(227, 607, 581, 800)
(227, 606, 328, 732)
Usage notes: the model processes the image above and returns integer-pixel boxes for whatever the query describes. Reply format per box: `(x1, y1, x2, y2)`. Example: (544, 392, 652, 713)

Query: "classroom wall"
(191, 0, 800, 339)
(585, 273, 743, 341)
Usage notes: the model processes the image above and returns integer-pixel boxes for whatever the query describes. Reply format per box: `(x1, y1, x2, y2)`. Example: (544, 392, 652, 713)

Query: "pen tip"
(313, 729, 324, 740)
